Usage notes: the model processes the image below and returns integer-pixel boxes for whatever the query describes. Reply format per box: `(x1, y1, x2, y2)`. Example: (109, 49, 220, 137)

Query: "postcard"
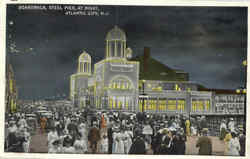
(0, 0, 249, 159)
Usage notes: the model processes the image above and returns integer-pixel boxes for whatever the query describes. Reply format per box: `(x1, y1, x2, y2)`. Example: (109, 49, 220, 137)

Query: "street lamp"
(236, 59, 247, 133)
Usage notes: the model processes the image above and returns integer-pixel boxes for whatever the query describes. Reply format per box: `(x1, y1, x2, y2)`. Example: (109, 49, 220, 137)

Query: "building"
(5, 63, 18, 113)
(69, 26, 245, 122)
(70, 26, 140, 111)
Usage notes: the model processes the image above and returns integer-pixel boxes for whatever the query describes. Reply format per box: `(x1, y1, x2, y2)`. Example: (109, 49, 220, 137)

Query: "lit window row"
(109, 81, 132, 90)
(139, 99, 185, 112)
(192, 100, 210, 112)
(108, 97, 130, 110)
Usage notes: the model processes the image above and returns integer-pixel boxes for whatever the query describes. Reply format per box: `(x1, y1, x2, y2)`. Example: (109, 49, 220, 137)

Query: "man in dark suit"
(196, 128, 212, 155)
(129, 129, 146, 154)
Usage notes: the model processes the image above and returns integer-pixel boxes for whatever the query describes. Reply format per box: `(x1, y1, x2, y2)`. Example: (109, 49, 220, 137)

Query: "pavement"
(185, 136, 225, 155)
(29, 128, 48, 153)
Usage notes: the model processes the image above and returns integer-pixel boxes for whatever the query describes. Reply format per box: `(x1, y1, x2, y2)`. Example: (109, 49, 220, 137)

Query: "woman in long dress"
(227, 132, 240, 156)
(112, 128, 125, 154)
(224, 129, 232, 155)
(219, 120, 227, 140)
(185, 119, 191, 136)
(48, 127, 59, 149)
(124, 127, 133, 154)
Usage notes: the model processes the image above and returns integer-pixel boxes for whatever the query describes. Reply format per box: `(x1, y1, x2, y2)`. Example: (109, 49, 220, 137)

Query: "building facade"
(69, 26, 246, 119)
(5, 64, 18, 113)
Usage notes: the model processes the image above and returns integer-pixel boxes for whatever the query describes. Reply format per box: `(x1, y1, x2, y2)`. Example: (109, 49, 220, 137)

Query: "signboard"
(139, 95, 148, 98)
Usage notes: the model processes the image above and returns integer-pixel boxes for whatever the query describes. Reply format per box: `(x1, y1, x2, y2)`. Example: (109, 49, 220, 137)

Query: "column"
(115, 40, 117, 57)
(109, 41, 112, 57)
(121, 41, 124, 58)
(106, 41, 109, 58)
(78, 62, 81, 72)
(124, 41, 126, 55)
(89, 63, 91, 74)
(86, 62, 88, 73)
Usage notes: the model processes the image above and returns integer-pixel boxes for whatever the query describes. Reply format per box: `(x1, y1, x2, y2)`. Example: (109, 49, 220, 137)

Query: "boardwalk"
(29, 128, 48, 153)
(185, 136, 225, 155)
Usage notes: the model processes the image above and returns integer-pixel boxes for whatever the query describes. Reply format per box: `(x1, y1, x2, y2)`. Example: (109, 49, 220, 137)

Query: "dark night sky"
(6, 5, 247, 99)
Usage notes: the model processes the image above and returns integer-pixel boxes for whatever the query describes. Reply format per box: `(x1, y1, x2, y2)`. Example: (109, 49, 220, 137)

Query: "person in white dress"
(18, 117, 28, 130)
(78, 122, 88, 141)
(112, 127, 125, 154)
(228, 118, 235, 133)
(22, 127, 30, 153)
(228, 132, 240, 156)
(123, 127, 133, 154)
(48, 127, 59, 149)
(99, 134, 109, 154)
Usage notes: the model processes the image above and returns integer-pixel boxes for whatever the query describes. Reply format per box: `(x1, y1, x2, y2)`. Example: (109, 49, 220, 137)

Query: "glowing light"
(9, 21, 14, 25)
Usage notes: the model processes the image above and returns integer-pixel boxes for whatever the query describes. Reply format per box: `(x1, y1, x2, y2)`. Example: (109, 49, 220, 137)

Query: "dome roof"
(106, 25, 126, 41)
(79, 51, 91, 62)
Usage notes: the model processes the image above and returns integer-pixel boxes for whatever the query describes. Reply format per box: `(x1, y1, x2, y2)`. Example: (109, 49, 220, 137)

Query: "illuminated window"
(168, 100, 176, 110)
(117, 82, 120, 89)
(139, 100, 142, 112)
(198, 101, 204, 111)
(118, 100, 122, 109)
(113, 99, 116, 108)
(205, 100, 210, 111)
(177, 100, 185, 112)
(192, 100, 196, 112)
(126, 100, 129, 109)
(109, 97, 113, 109)
(121, 82, 125, 89)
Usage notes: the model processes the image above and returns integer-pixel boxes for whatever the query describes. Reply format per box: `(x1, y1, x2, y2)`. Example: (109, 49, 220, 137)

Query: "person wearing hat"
(185, 118, 191, 137)
(112, 126, 125, 154)
(22, 127, 30, 153)
(88, 121, 100, 153)
(195, 128, 212, 155)
(219, 119, 227, 140)
(173, 128, 186, 155)
(128, 128, 146, 154)
(48, 126, 59, 149)
(196, 116, 202, 136)
(73, 134, 88, 154)
(227, 131, 240, 156)
(159, 128, 174, 154)
(124, 126, 133, 154)
(62, 135, 75, 153)
(107, 121, 114, 154)
(238, 125, 245, 156)
(228, 118, 235, 133)
(40, 116, 47, 134)
(99, 133, 109, 154)
(48, 139, 62, 153)
(224, 128, 232, 155)
(78, 121, 88, 142)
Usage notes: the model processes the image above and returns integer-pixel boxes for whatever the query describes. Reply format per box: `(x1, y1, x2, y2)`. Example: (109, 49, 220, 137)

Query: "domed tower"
(105, 25, 127, 59)
(78, 51, 91, 75)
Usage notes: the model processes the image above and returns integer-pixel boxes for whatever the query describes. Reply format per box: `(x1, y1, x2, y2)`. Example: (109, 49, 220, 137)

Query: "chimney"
(143, 47, 150, 74)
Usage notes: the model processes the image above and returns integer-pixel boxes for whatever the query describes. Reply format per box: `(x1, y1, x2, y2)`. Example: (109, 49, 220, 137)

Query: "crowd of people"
(4, 109, 246, 156)
(219, 118, 245, 156)
(5, 113, 31, 152)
